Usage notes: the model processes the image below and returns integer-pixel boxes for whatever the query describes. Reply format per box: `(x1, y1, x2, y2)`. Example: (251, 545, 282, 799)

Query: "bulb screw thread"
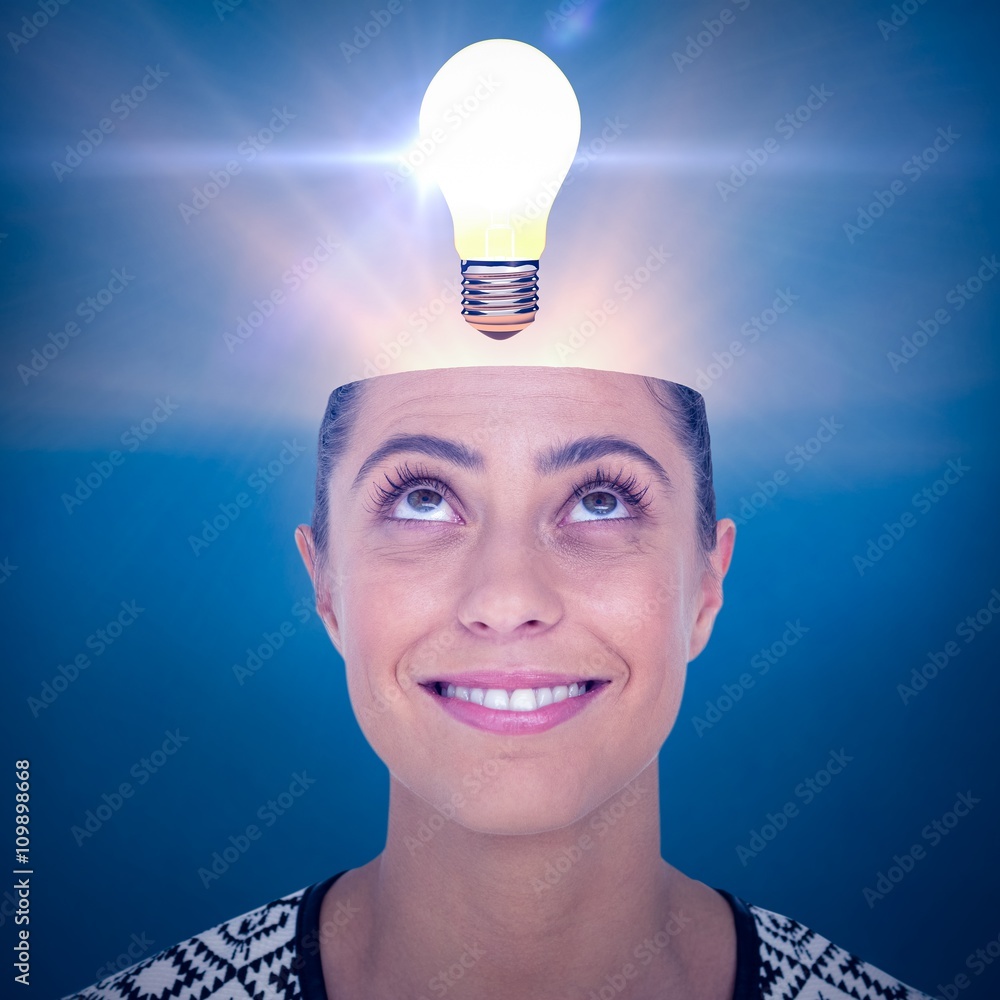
(460, 259, 539, 340)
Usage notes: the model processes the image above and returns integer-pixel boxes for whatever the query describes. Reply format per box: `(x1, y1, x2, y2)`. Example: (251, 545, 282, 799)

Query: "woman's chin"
(398, 769, 623, 840)
(464, 802, 589, 836)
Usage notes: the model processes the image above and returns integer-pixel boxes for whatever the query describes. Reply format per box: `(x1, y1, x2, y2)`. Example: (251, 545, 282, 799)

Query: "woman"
(67, 365, 932, 999)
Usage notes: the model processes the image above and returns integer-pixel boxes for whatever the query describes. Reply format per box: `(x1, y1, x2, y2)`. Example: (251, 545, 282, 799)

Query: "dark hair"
(310, 378, 370, 579)
(640, 376, 718, 560)
(309, 372, 717, 575)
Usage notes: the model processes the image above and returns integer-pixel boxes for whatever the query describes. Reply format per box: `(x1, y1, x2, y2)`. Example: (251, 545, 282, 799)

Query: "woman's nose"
(455, 526, 564, 638)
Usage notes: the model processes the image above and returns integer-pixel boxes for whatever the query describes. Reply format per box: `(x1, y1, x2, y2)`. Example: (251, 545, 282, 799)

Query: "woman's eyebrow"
(350, 434, 483, 492)
(538, 436, 674, 494)
(349, 433, 672, 494)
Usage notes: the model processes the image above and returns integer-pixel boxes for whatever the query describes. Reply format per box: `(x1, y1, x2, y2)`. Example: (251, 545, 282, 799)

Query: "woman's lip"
(424, 681, 609, 735)
(421, 672, 610, 688)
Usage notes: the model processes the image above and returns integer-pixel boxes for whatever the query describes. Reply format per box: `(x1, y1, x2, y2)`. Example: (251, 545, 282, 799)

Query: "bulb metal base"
(460, 260, 539, 340)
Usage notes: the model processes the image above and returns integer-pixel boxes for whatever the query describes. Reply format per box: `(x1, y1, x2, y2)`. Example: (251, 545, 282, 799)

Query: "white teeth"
(437, 681, 593, 711)
(482, 688, 509, 710)
(508, 688, 537, 711)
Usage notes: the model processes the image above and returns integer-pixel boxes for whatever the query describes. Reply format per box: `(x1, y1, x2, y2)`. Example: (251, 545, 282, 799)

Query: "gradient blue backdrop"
(2, 0, 998, 996)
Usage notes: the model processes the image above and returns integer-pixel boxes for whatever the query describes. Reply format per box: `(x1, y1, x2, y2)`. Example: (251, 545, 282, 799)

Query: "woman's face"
(299, 366, 734, 835)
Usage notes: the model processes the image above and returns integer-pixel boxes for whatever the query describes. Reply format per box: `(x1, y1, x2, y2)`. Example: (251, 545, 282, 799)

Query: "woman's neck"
(317, 760, 737, 999)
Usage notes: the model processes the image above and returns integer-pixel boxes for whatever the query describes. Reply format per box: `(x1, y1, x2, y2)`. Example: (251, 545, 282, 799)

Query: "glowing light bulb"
(419, 39, 581, 340)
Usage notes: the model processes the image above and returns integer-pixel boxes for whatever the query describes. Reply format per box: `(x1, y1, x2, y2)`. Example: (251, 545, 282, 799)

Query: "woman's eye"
(566, 490, 630, 522)
(391, 487, 460, 521)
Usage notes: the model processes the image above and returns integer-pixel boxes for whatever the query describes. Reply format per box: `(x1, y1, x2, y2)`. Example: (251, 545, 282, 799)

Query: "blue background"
(1, 0, 998, 996)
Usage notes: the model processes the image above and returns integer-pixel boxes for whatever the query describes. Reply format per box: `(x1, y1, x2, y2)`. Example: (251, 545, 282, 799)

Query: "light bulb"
(419, 39, 581, 339)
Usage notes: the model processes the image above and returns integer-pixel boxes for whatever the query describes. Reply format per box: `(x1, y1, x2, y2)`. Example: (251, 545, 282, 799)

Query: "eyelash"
(365, 461, 653, 521)
(571, 466, 652, 514)
(366, 462, 454, 516)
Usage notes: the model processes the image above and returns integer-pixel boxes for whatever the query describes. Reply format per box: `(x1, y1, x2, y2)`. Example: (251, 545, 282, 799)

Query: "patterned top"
(64, 871, 933, 999)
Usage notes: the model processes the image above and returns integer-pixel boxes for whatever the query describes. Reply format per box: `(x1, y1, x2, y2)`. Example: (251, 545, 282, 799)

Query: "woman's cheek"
(619, 570, 690, 708)
(338, 573, 431, 745)
(590, 565, 682, 645)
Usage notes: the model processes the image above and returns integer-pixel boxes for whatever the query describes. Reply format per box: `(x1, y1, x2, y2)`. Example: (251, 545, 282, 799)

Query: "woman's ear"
(295, 524, 344, 656)
(687, 518, 736, 662)
(295, 524, 318, 577)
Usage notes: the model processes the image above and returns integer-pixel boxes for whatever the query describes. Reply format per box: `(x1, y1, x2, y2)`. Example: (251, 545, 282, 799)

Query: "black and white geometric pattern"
(65, 887, 306, 1000)
(64, 880, 934, 999)
(752, 902, 933, 999)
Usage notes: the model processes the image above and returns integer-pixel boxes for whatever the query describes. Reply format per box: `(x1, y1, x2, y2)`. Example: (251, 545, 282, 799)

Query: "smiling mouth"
(424, 680, 608, 712)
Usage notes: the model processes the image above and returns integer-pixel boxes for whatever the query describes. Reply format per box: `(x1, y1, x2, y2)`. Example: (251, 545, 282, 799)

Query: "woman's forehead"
(337, 366, 692, 487)
(358, 366, 659, 427)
